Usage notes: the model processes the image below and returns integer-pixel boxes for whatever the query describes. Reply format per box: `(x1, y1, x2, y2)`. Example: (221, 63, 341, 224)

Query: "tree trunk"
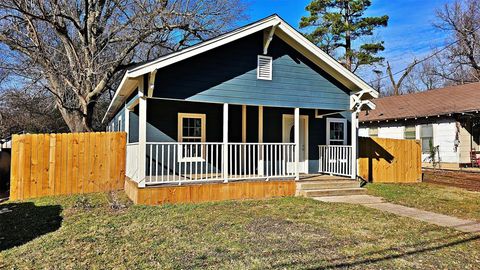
(56, 102, 93, 132)
(344, 2, 352, 71)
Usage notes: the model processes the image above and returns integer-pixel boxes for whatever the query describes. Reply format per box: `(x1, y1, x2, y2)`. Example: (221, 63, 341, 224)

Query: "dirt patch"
(423, 169, 480, 192)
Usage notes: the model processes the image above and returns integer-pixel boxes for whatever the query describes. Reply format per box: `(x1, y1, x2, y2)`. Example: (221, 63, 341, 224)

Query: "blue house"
(103, 15, 376, 201)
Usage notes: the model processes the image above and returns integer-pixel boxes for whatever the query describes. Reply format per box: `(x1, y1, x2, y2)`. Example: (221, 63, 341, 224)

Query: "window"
(368, 127, 378, 138)
(111, 122, 115, 132)
(327, 118, 347, 145)
(178, 113, 206, 161)
(420, 124, 433, 153)
(404, 125, 416, 140)
(117, 116, 122, 132)
(257, 55, 272, 80)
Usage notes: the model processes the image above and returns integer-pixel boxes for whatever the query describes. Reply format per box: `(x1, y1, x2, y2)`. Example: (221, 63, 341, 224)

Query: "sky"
(244, 0, 451, 81)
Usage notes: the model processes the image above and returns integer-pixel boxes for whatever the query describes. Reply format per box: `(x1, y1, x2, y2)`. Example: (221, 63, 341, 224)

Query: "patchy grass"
(1, 192, 479, 269)
(367, 183, 480, 222)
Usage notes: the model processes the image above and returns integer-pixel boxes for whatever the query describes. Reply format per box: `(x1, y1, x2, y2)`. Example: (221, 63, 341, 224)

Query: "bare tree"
(0, 88, 69, 138)
(371, 69, 385, 93)
(0, 0, 246, 132)
(434, 0, 480, 83)
(404, 58, 445, 92)
(386, 60, 418, 96)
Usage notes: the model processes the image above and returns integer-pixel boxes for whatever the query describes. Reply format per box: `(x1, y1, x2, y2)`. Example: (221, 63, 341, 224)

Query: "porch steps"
(296, 175, 366, 197)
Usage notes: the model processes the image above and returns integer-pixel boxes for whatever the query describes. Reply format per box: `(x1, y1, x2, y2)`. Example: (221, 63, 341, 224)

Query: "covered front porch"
(122, 98, 357, 187)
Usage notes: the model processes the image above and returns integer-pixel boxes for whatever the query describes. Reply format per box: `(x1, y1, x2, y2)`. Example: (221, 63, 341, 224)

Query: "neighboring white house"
(359, 82, 480, 169)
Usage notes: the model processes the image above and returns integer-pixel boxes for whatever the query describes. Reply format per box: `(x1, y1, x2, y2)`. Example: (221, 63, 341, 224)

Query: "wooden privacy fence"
(10, 132, 126, 200)
(358, 137, 422, 183)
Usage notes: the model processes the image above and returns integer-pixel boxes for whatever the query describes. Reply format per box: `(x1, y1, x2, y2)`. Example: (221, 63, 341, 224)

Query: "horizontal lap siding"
(153, 32, 350, 110)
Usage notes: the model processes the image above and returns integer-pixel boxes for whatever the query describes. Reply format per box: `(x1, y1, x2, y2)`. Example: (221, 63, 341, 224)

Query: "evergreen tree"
(300, 0, 388, 72)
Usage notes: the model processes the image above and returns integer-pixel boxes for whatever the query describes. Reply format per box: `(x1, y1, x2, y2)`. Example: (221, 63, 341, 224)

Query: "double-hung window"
(327, 118, 347, 145)
(420, 124, 433, 153)
(178, 113, 206, 161)
(368, 127, 378, 138)
(117, 116, 122, 132)
(404, 125, 416, 140)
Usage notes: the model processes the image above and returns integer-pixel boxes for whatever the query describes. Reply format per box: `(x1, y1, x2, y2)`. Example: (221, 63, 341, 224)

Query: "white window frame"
(257, 55, 272, 80)
(326, 118, 347, 145)
(177, 113, 206, 162)
(111, 122, 115, 132)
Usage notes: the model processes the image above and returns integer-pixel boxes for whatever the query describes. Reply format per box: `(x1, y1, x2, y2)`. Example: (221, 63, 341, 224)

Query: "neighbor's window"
(368, 127, 378, 138)
(178, 113, 206, 160)
(327, 118, 347, 145)
(404, 125, 416, 140)
(420, 124, 433, 153)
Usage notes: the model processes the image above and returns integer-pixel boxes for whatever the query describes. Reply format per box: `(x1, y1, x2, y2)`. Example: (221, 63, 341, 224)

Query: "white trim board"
(103, 14, 377, 123)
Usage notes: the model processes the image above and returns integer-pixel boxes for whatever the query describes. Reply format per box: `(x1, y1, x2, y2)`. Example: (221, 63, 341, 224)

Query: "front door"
(282, 115, 308, 174)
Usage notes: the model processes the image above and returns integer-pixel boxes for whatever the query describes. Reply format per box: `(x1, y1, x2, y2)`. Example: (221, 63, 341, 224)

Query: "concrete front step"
(297, 180, 360, 190)
(300, 188, 367, 197)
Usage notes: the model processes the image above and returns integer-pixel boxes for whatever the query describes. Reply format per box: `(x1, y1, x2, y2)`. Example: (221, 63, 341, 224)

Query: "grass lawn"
(1, 192, 480, 269)
(367, 182, 480, 222)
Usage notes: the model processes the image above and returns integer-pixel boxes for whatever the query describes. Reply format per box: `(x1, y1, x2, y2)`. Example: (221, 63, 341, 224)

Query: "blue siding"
(153, 32, 350, 110)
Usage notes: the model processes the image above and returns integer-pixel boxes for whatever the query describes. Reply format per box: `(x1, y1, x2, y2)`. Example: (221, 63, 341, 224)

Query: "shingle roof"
(359, 82, 480, 122)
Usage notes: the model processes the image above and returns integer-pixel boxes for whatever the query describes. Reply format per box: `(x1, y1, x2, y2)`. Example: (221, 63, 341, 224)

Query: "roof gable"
(103, 14, 376, 122)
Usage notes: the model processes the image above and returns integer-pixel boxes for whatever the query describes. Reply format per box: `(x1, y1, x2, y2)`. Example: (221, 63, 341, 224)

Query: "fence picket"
(9, 132, 126, 200)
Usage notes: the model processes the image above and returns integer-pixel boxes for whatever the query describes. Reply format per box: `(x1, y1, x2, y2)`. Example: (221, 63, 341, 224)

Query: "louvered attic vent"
(257, 55, 272, 80)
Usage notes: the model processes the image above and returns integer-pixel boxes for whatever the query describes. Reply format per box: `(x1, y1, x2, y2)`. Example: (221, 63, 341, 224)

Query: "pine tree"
(300, 0, 389, 72)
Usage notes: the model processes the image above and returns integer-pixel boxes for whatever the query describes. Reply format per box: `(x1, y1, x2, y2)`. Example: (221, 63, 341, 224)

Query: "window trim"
(177, 113, 207, 162)
(257, 55, 273, 80)
(326, 118, 347, 145)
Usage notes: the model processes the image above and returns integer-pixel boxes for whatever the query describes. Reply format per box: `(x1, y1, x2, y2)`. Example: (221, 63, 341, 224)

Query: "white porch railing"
(126, 143, 139, 180)
(142, 142, 296, 185)
(318, 145, 353, 177)
(228, 143, 296, 180)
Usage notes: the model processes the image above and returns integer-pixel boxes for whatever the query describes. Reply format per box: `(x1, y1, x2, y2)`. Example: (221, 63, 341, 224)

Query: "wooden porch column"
(258, 106, 264, 176)
(138, 78, 147, 187)
(294, 108, 300, 180)
(223, 103, 229, 183)
(124, 105, 130, 144)
(351, 111, 358, 180)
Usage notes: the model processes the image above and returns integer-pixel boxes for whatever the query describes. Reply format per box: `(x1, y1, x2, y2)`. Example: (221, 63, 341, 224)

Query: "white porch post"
(351, 111, 358, 179)
(223, 103, 229, 183)
(294, 108, 300, 180)
(138, 78, 147, 187)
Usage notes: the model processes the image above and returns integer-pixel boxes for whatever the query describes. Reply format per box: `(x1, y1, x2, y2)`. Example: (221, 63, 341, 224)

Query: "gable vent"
(257, 55, 272, 80)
